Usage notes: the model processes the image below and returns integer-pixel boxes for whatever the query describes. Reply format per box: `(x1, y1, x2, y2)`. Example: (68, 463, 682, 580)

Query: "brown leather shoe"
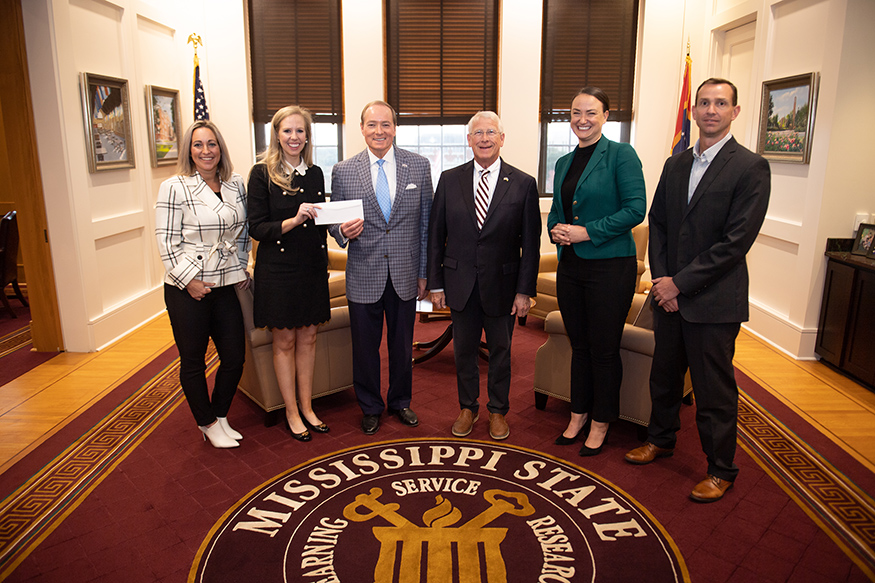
(488, 413, 509, 440)
(624, 442, 674, 465)
(451, 409, 478, 437)
(690, 475, 733, 502)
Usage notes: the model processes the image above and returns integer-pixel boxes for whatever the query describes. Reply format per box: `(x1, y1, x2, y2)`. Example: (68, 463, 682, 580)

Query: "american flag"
(194, 60, 210, 120)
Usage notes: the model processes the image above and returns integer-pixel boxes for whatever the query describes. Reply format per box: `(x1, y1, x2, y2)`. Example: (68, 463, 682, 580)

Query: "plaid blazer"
(328, 148, 433, 304)
(155, 173, 250, 289)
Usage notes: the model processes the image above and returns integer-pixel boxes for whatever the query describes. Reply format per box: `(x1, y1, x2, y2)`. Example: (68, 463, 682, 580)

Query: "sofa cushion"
(537, 272, 557, 296)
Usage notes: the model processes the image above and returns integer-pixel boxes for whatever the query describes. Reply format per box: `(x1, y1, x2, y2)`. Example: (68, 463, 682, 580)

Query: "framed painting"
(852, 223, 875, 257)
(757, 73, 819, 164)
(80, 73, 135, 172)
(145, 85, 181, 167)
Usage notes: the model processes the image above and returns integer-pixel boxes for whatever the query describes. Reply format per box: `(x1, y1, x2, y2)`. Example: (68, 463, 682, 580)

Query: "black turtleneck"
(560, 138, 600, 223)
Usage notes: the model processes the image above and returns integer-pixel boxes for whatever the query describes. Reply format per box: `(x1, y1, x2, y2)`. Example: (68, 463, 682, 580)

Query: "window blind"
(540, 0, 639, 122)
(386, 0, 499, 125)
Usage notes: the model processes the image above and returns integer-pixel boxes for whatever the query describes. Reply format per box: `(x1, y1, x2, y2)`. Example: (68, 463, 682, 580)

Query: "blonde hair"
(257, 106, 314, 193)
(177, 120, 233, 182)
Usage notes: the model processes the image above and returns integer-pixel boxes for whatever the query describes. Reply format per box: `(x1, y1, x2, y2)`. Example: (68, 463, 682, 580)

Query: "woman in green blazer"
(547, 87, 646, 456)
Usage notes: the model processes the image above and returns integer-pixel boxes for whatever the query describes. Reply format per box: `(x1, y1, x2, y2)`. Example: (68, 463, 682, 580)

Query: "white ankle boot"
(216, 417, 243, 440)
(199, 422, 239, 448)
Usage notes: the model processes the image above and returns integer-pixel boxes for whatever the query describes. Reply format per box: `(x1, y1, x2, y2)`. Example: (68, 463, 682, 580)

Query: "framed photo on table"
(80, 73, 135, 172)
(852, 223, 875, 257)
(145, 85, 182, 167)
(756, 73, 819, 164)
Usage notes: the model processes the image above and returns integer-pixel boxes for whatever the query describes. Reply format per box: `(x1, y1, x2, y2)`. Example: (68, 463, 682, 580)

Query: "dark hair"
(575, 87, 610, 112)
(695, 77, 738, 106)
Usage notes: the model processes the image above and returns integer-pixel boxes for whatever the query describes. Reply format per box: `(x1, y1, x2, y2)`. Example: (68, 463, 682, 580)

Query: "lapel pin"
(503, 177, 509, 181)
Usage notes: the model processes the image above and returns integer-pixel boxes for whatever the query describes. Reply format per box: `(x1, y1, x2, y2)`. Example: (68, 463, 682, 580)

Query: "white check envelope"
(405, 183, 417, 189)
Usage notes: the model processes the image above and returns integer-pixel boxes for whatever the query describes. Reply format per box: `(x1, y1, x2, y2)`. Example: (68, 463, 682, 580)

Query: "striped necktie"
(475, 169, 490, 230)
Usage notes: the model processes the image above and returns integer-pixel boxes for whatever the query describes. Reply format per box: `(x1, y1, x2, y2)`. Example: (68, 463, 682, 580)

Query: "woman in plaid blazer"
(155, 120, 251, 449)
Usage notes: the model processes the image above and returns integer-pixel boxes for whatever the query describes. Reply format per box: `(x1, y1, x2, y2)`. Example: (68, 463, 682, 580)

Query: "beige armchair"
(327, 248, 348, 307)
(532, 225, 694, 437)
(529, 224, 650, 320)
(236, 284, 353, 426)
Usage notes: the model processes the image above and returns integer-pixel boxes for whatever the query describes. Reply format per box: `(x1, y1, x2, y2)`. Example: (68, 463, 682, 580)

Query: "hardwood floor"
(1, 316, 874, 476)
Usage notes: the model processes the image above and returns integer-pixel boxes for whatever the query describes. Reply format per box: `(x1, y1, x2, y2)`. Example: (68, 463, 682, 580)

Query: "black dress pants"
(647, 308, 741, 482)
(556, 253, 636, 422)
(347, 278, 416, 416)
(164, 283, 245, 427)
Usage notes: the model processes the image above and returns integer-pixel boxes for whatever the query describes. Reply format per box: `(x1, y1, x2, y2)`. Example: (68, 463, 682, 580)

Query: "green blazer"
(547, 137, 646, 260)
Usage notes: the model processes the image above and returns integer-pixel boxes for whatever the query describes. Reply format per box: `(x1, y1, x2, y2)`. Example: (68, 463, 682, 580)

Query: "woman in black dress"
(248, 105, 330, 441)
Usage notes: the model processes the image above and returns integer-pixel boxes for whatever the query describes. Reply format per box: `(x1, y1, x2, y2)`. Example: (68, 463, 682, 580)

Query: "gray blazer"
(328, 147, 433, 304)
(649, 137, 771, 324)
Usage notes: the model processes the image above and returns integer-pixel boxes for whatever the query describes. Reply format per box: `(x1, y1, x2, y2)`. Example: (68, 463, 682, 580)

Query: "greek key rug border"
(0, 347, 218, 580)
(738, 389, 875, 579)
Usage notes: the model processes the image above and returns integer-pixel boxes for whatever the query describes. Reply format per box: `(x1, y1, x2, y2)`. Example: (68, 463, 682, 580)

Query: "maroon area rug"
(0, 306, 58, 387)
(0, 317, 872, 582)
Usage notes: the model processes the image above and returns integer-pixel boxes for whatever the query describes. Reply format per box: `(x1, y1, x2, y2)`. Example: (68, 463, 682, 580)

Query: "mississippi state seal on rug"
(190, 439, 688, 582)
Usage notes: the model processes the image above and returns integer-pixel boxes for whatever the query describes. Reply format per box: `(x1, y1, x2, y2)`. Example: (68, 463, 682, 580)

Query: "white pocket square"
(405, 183, 417, 190)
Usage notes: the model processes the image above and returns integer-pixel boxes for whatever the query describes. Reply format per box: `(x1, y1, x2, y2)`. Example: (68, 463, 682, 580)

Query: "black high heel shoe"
(303, 417, 330, 434)
(285, 417, 312, 442)
(579, 425, 609, 457)
(555, 418, 591, 446)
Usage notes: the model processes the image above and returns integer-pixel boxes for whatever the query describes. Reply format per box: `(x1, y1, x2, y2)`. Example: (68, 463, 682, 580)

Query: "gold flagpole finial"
(188, 34, 203, 57)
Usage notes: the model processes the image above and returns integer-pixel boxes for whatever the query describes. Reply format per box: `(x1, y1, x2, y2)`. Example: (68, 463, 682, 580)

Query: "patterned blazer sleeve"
(230, 174, 251, 269)
(155, 176, 201, 288)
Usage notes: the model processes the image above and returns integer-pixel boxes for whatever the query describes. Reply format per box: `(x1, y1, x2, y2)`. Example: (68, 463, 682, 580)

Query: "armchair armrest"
(539, 252, 558, 273)
(327, 248, 347, 271)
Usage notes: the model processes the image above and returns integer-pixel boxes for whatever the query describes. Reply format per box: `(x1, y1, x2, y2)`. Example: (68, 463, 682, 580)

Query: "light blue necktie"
(375, 159, 391, 223)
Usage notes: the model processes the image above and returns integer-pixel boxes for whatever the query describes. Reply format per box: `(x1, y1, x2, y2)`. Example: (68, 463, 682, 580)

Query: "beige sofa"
(533, 294, 693, 437)
(529, 224, 650, 320)
(236, 283, 353, 426)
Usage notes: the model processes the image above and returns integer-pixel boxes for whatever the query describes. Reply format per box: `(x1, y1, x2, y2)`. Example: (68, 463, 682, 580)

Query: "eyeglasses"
(470, 129, 499, 138)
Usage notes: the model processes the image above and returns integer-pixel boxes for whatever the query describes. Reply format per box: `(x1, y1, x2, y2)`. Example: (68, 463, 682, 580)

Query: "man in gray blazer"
(427, 111, 541, 440)
(624, 78, 770, 503)
(328, 101, 433, 435)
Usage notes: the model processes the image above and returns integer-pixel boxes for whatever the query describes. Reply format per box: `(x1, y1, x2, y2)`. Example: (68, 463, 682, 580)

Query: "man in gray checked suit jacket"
(328, 101, 433, 435)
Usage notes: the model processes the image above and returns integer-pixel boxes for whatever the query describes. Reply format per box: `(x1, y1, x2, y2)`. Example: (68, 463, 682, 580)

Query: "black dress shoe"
(361, 414, 381, 435)
(285, 418, 311, 442)
(303, 418, 330, 433)
(579, 426, 609, 457)
(389, 407, 419, 427)
(555, 419, 591, 445)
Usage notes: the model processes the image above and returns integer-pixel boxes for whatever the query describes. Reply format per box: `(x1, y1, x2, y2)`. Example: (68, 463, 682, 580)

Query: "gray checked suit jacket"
(328, 147, 433, 304)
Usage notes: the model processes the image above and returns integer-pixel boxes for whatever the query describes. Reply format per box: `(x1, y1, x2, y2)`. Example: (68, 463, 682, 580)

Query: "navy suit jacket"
(649, 137, 770, 324)
(427, 159, 541, 317)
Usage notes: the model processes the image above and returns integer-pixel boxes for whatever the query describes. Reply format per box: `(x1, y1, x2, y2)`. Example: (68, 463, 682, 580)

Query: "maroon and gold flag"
(671, 51, 692, 155)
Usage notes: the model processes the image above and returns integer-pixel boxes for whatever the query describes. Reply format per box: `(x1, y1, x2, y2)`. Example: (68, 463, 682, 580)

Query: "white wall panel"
(95, 227, 147, 310)
(68, 0, 124, 75)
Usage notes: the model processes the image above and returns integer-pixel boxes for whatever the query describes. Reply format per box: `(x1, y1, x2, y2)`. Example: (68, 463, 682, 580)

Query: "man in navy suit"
(624, 79, 771, 502)
(427, 111, 541, 440)
(328, 101, 433, 435)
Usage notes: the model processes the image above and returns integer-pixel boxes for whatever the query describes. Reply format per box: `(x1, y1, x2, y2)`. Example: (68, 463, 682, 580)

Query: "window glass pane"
(543, 146, 570, 195)
(312, 123, 339, 146)
(395, 125, 419, 146)
(442, 147, 469, 172)
(547, 122, 574, 146)
(442, 125, 467, 145)
(419, 125, 442, 146)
